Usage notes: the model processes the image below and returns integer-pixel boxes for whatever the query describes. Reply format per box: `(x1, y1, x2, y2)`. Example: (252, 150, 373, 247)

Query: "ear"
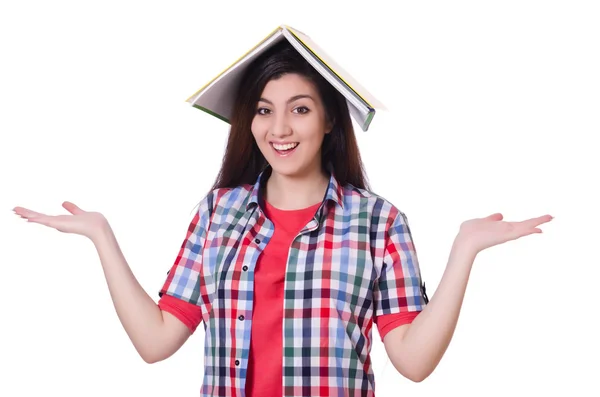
(325, 118, 335, 134)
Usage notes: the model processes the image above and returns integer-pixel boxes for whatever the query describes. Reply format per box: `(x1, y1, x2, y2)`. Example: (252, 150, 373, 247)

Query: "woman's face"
(251, 73, 332, 179)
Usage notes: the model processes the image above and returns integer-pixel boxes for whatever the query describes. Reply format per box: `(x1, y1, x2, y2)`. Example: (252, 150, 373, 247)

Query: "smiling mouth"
(271, 142, 299, 156)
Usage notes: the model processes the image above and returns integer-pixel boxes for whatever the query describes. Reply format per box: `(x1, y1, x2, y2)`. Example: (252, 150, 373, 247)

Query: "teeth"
(273, 142, 298, 151)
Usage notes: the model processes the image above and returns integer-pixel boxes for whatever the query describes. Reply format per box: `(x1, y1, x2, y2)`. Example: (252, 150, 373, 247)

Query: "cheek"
(293, 120, 326, 144)
(250, 118, 263, 141)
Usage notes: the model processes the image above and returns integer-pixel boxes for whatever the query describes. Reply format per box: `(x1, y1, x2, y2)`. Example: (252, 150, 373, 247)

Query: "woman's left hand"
(455, 213, 553, 255)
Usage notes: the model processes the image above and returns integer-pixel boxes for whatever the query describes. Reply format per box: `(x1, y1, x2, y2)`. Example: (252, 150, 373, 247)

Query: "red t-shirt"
(158, 199, 420, 396)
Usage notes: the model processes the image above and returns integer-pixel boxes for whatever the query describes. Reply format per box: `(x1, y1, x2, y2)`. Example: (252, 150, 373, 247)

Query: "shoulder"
(340, 183, 406, 223)
(192, 184, 254, 219)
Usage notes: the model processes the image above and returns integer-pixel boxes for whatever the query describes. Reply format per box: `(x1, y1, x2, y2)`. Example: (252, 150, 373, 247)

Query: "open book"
(186, 24, 386, 132)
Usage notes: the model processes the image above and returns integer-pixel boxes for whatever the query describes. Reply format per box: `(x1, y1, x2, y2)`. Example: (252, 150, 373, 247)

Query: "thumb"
(485, 212, 503, 221)
(62, 201, 85, 215)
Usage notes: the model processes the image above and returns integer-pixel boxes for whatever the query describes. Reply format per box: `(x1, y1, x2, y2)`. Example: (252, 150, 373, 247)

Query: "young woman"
(13, 40, 552, 396)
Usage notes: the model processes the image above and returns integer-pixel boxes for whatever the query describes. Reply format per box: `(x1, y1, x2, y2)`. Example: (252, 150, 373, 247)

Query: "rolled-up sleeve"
(159, 193, 213, 307)
(374, 211, 428, 321)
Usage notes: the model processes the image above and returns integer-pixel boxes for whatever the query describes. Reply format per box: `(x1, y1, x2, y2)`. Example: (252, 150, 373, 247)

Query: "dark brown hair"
(208, 39, 370, 193)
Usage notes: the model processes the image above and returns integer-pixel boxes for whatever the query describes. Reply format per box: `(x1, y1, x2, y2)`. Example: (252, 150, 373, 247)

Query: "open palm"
(457, 212, 553, 254)
(13, 201, 107, 241)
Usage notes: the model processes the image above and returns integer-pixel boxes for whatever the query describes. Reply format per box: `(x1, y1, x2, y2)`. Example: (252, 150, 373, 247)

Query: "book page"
(285, 25, 386, 111)
(187, 31, 286, 121)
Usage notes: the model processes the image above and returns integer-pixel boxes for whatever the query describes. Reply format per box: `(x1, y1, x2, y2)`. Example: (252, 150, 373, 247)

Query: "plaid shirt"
(159, 165, 428, 397)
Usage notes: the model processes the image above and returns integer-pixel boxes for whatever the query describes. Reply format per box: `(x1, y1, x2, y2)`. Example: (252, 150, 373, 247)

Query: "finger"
(25, 214, 66, 230)
(13, 207, 47, 219)
(531, 214, 553, 223)
(25, 216, 51, 225)
(484, 213, 503, 221)
(63, 201, 85, 215)
(518, 214, 553, 228)
(520, 227, 543, 238)
(539, 214, 554, 223)
(511, 224, 545, 239)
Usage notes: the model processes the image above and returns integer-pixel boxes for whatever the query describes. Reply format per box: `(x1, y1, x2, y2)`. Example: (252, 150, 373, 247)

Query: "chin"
(269, 162, 307, 178)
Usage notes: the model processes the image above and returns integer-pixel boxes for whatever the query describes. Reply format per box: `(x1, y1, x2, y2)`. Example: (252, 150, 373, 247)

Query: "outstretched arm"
(383, 237, 475, 382)
(14, 202, 193, 363)
(384, 213, 552, 382)
(94, 221, 193, 363)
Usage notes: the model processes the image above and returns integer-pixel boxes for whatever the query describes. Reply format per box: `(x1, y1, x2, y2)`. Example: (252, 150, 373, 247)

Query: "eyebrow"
(258, 94, 315, 105)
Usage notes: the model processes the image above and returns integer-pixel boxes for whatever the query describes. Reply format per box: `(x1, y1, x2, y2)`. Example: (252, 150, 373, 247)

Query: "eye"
(293, 106, 310, 114)
(256, 107, 271, 115)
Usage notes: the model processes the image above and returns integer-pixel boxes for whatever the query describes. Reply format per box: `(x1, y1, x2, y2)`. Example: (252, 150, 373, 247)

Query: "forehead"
(260, 73, 319, 99)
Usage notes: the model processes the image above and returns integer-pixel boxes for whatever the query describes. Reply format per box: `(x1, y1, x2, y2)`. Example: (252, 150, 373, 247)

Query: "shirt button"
(254, 238, 260, 244)
(238, 315, 244, 321)
(242, 265, 248, 271)
(235, 360, 240, 366)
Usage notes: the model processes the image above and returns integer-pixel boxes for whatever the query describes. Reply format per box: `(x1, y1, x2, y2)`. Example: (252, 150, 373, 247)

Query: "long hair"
(208, 39, 370, 193)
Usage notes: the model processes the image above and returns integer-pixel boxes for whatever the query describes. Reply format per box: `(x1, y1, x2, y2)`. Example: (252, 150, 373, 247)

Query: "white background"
(1, 0, 598, 396)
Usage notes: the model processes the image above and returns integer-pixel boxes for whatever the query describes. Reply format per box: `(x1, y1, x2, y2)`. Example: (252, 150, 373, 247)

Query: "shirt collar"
(246, 162, 344, 211)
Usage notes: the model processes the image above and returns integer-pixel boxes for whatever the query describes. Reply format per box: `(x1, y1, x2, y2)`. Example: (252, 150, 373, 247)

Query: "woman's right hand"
(13, 201, 109, 242)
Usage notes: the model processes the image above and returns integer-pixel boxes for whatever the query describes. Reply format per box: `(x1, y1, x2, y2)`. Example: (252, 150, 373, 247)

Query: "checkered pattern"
(159, 166, 428, 397)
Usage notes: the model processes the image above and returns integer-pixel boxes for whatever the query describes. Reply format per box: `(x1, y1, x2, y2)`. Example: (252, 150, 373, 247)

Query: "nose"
(269, 113, 292, 138)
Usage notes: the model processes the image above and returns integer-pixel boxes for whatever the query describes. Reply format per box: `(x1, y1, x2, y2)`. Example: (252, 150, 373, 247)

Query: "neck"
(264, 167, 330, 210)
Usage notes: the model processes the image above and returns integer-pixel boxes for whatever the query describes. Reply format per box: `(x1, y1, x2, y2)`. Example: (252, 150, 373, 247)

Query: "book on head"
(186, 24, 386, 132)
